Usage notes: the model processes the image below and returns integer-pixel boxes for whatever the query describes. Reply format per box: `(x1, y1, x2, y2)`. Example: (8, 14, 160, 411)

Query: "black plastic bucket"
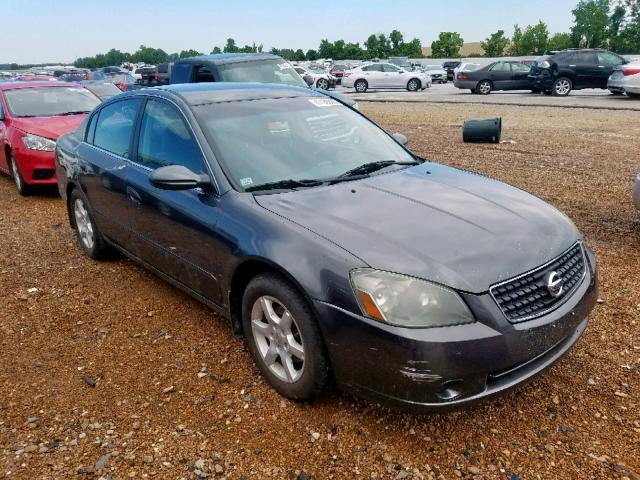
(462, 117, 502, 143)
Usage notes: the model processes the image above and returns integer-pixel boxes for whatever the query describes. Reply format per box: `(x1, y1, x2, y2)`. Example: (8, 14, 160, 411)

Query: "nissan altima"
(55, 83, 597, 411)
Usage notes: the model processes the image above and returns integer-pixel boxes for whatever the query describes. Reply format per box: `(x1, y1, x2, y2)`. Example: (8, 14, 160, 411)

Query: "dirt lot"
(1, 102, 639, 480)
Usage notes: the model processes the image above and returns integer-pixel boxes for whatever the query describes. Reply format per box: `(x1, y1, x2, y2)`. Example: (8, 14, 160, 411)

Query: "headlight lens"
(22, 133, 56, 151)
(350, 269, 475, 328)
(539, 60, 551, 69)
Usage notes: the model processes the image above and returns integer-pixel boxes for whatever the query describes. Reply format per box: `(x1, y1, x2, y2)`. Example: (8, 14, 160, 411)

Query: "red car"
(0, 81, 100, 195)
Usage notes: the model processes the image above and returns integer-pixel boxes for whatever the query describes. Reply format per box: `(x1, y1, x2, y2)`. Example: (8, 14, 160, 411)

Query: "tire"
(552, 77, 572, 96)
(69, 188, 108, 260)
(316, 78, 329, 90)
(407, 78, 421, 92)
(242, 273, 330, 401)
(8, 152, 32, 196)
(477, 80, 492, 95)
(354, 79, 368, 93)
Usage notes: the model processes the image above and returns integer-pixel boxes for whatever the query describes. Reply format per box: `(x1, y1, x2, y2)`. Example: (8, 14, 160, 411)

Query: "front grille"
(490, 243, 586, 323)
(32, 169, 55, 180)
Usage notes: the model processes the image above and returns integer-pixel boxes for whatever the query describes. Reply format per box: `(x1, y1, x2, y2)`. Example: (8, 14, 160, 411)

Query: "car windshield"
(193, 95, 415, 191)
(84, 82, 121, 98)
(218, 60, 307, 87)
(4, 87, 100, 117)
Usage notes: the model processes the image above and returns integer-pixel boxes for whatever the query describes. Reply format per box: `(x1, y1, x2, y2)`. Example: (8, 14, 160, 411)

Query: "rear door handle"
(126, 186, 142, 206)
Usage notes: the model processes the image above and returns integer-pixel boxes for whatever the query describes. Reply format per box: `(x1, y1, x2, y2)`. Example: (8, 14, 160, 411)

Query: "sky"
(0, 0, 578, 64)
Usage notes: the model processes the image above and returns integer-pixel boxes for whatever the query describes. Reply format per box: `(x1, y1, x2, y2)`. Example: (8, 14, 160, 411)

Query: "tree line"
(2, 0, 637, 71)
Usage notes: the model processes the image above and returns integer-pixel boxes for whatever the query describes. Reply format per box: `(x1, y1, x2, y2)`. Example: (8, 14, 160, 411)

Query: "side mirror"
(149, 165, 211, 191)
(392, 132, 408, 145)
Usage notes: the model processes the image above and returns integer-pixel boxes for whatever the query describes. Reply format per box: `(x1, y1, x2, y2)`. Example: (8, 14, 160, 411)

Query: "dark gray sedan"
(55, 83, 597, 411)
(454, 61, 534, 94)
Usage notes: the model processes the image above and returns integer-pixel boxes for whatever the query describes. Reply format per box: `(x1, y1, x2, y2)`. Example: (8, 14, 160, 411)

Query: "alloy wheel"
(74, 198, 95, 250)
(478, 81, 492, 95)
(355, 80, 367, 93)
(317, 78, 329, 90)
(408, 79, 419, 91)
(250, 295, 305, 383)
(554, 79, 571, 96)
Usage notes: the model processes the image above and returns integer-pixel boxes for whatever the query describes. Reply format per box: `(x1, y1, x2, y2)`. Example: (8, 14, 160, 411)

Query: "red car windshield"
(4, 87, 100, 117)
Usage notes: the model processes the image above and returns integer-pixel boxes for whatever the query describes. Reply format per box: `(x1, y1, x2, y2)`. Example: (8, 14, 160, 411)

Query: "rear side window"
(92, 99, 142, 157)
(569, 51, 598, 64)
(511, 62, 531, 72)
(363, 64, 382, 72)
(382, 64, 401, 72)
(597, 51, 623, 66)
(490, 62, 510, 72)
(171, 63, 193, 84)
(136, 100, 204, 173)
(194, 66, 215, 83)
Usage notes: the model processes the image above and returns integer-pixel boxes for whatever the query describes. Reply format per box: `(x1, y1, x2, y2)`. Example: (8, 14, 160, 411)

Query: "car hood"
(255, 163, 580, 294)
(11, 114, 87, 140)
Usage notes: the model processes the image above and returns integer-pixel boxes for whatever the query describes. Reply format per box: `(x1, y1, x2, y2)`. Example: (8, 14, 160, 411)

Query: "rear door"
(361, 64, 384, 88)
(596, 51, 626, 88)
(569, 51, 599, 88)
(79, 98, 142, 244)
(487, 62, 512, 89)
(125, 97, 224, 303)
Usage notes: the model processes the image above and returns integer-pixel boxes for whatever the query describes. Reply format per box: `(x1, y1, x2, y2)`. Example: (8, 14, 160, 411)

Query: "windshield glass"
(83, 82, 121, 98)
(194, 96, 414, 191)
(4, 87, 100, 117)
(218, 60, 307, 87)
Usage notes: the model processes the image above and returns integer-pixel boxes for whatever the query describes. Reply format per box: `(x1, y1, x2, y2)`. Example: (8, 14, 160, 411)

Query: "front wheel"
(8, 153, 32, 196)
(70, 188, 109, 259)
(552, 77, 572, 96)
(354, 79, 368, 93)
(407, 78, 421, 92)
(316, 78, 329, 90)
(477, 80, 492, 95)
(242, 273, 330, 401)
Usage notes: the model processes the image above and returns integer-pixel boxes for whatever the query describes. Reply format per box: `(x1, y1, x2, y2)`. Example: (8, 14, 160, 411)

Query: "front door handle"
(126, 186, 142, 206)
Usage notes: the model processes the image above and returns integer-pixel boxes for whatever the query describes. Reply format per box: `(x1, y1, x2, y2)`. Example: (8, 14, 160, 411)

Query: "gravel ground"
(1, 103, 639, 480)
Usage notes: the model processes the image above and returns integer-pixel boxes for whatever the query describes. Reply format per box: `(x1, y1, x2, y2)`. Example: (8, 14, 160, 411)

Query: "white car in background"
(293, 65, 336, 90)
(424, 65, 448, 83)
(608, 61, 640, 97)
(342, 62, 431, 93)
(454, 63, 482, 80)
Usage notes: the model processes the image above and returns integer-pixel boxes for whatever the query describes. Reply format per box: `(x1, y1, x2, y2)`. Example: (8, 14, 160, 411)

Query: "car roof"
(176, 53, 281, 65)
(110, 82, 317, 107)
(0, 81, 80, 91)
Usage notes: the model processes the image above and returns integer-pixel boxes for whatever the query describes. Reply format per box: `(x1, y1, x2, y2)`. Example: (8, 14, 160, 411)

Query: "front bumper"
(14, 145, 57, 185)
(315, 248, 597, 412)
(633, 174, 640, 210)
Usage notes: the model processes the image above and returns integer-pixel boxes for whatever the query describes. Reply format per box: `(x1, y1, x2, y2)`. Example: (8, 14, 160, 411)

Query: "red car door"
(0, 93, 8, 173)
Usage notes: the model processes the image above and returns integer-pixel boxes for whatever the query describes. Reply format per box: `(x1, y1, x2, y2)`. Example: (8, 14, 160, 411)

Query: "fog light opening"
(436, 380, 463, 401)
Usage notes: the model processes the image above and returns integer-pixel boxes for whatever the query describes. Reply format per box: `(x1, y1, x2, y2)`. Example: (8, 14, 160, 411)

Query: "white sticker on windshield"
(277, 63, 290, 70)
(240, 177, 254, 187)
(308, 98, 340, 108)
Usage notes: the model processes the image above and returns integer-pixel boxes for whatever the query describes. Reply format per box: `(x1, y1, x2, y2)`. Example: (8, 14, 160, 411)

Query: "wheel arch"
(227, 257, 318, 337)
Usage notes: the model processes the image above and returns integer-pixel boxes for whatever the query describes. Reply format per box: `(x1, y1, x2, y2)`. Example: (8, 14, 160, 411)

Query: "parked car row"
(342, 62, 431, 92)
(451, 48, 639, 98)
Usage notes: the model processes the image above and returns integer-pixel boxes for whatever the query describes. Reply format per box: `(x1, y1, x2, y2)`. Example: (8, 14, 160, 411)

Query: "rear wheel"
(8, 153, 32, 196)
(407, 78, 420, 92)
(354, 79, 368, 93)
(316, 78, 329, 90)
(552, 77, 572, 96)
(70, 188, 108, 259)
(477, 80, 492, 95)
(242, 273, 330, 400)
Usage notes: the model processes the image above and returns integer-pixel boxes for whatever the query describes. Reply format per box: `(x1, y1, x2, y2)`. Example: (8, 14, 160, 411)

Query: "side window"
(597, 52, 623, 66)
(92, 99, 141, 157)
(294, 67, 305, 75)
(363, 64, 382, 72)
(576, 52, 598, 64)
(85, 112, 98, 143)
(170, 63, 193, 84)
(511, 62, 531, 72)
(382, 64, 400, 72)
(136, 100, 204, 173)
(194, 65, 215, 83)
(490, 62, 510, 72)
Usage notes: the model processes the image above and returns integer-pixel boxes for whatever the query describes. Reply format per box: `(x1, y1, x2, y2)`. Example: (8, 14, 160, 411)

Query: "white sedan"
(293, 66, 336, 90)
(608, 61, 640, 97)
(342, 63, 431, 93)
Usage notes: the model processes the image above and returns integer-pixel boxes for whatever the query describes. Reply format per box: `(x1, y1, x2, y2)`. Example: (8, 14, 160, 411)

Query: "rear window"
(171, 63, 193, 84)
(218, 59, 307, 87)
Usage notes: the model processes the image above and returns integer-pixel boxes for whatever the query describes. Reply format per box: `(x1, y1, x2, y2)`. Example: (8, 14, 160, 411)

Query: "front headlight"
(350, 269, 475, 328)
(22, 133, 56, 152)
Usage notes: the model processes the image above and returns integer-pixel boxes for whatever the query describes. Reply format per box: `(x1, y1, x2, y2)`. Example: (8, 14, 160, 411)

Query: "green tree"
(547, 32, 573, 51)
(318, 39, 335, 59)
(481, 30, 509, 57)
(131, 45, 168, 65)
(223, 38, 239, 53)
(401, 38, 423, 57)
(376, 34, 392, 58)
(389, 29, 404, 51)
(293, 49, 306, 61)
(344, 42, 365, 59)
(510, 22, 549, 55)
(305, 49, 319, 61)
(364, 34, 379, 58)
(211, 46, 222, 54)
(430, 32, 464, 58)
(571, 0, 611, 47)
(179, 49, 203, 58)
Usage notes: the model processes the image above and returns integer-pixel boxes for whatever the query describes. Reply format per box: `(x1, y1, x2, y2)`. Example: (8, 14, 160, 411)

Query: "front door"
(79, 98, 142, 244)
(125, 98, 224, 304)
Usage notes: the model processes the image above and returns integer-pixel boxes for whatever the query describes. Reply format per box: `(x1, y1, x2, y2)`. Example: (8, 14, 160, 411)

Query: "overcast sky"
(0, 0, 577, 64)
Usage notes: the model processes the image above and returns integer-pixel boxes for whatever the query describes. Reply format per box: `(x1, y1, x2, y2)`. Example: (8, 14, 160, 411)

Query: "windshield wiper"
(245, 178, 326, 193)
(58, 111, 92, 116)
(330, 160, 419, 183)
